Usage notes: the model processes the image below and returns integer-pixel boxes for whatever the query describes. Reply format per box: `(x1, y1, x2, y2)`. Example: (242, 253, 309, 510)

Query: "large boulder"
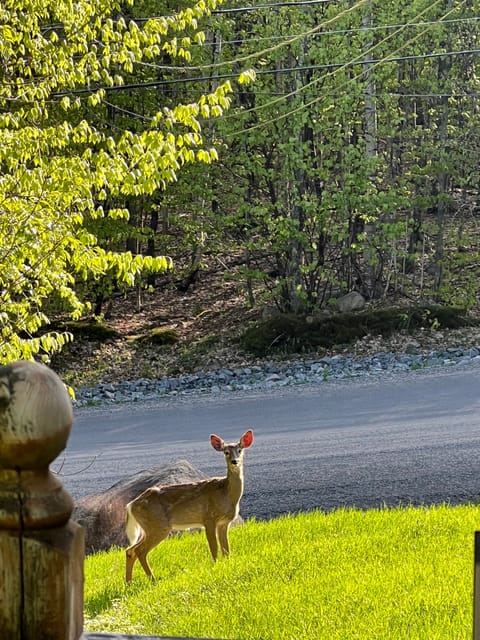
(73, 460, 208, 554)
(336, 291, 366, 313)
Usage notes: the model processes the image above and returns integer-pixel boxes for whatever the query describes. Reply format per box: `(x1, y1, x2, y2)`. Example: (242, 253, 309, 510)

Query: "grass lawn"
(84, 504, 479, 639)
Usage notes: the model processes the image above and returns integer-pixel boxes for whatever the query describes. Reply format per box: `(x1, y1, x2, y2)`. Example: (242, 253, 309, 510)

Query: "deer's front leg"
(205, 521, 219, 561)
(217, 522, 230, 556)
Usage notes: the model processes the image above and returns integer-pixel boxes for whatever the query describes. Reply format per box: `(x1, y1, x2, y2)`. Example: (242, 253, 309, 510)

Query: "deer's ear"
(210, 434, 224, 451)
(240, 429, 254, 448)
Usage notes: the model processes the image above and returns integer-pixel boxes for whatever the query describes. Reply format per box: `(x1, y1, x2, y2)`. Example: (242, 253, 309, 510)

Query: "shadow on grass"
(84, 573, 147, 617)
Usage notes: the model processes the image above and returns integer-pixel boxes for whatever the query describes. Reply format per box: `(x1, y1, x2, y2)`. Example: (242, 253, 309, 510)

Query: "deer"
(125, 429, 254, 583)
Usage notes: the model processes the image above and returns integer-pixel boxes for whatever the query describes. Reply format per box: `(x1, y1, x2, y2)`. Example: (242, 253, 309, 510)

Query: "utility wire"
(74, 47, 480, 93)
(39, 0, 344, 32)
(38, 1, 474, 94)
(211, 0, 332, 12)
(94, 46, 478, 126)
(52, 0, 473, 111)
(132, 0, 335, 21)
(102, 87, 480, 128)
(43, 10, 480, 47)
(226, 0, 466, 136)
(135, 15, 480, 73)
(222, 0, 460, 124)
(48, 0, 473, 131)
(52, 0, 368, 98)
(191, 0, 370, 69)
(189, 15, 480, 50)
(102, 0, 370, 76)
(104, 100, 148, 121)
(121, 0, 465, 98)
(131, 0, 371, 76)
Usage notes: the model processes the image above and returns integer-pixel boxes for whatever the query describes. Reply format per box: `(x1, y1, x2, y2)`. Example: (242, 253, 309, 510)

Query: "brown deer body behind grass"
(125, 429, 254, 583)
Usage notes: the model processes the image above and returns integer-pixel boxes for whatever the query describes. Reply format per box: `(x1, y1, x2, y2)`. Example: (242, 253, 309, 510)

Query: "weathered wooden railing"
(0, 361, 210, 640)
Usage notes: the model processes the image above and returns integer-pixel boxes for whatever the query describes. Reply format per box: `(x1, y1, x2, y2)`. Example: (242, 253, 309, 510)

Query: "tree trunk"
(433, 12, 452, 296)
(361, 1, 380, 300)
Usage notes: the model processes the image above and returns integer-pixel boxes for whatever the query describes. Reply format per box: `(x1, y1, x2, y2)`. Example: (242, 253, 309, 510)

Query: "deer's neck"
(226, 464, 244, 503)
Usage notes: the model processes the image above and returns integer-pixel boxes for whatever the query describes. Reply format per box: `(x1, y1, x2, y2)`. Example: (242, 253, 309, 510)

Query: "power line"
(7, 0, 367, 100)
(97, 0, 454, 110)
(39, 0, 369, 95)
(41, 5, 478, 41)
(225, 0, 465, 128)
(88, 0, 461, 104)
(94, 0, 479, 128)
(40, 0, 476, 134)
(55, 47, 480, 96)
(140, 0, 370, 74)
(224, 0, 466, 136)
(135, 15, 480, 74)
(101, 88, 480, 128)
(40, 0, 339, 32)
(132, 0, 334, 21)
(212, 0, 332, 12)
(40, 0, 473, 90)
(197, 15, 480, 49)
(51, 0, 368, 98)
(104, 101, 148, 122)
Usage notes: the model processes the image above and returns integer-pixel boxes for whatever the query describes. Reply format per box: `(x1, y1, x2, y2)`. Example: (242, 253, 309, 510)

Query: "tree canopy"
(0, 0, 239, 361)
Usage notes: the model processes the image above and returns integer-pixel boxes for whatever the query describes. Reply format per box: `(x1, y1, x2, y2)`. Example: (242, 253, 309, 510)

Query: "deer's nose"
(231, 459, 238, 465)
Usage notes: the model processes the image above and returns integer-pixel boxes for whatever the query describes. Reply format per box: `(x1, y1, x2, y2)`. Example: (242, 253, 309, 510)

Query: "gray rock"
(265, 373, 281, 382)
(73, 460, 208, 554)
(336, 291, 366, 313)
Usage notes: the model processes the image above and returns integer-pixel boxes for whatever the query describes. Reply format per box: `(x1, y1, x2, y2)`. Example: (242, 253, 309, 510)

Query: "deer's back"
(131, 477, 240, 529)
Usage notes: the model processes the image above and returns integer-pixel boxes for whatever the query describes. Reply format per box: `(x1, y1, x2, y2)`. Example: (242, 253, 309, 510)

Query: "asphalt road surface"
(61, 363, 480, 520)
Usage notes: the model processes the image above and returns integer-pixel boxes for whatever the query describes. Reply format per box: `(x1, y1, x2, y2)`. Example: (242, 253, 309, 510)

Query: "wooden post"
(474, 532, 480, 640)
(0, 361, 84, 640)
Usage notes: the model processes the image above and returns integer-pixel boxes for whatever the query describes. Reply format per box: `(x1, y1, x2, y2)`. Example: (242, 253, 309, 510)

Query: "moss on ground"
(49, 320, 120, 341)
(127, 326, 179, 345)
(239, 305, 477, 357)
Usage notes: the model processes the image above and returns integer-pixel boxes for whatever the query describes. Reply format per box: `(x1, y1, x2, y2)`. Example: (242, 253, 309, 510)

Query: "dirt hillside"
(53, 257, 480, 388)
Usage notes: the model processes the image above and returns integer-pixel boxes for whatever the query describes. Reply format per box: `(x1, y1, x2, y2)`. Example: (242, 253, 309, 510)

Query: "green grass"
(84, 504, 479, 639)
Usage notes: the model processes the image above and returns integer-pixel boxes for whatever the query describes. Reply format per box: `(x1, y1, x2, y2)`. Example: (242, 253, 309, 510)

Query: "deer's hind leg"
(126, 526, 171, 582)
(126, 540, 140, 584)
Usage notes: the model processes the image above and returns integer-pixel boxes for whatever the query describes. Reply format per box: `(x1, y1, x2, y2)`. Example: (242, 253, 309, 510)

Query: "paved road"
(61, 363, 480, 520)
